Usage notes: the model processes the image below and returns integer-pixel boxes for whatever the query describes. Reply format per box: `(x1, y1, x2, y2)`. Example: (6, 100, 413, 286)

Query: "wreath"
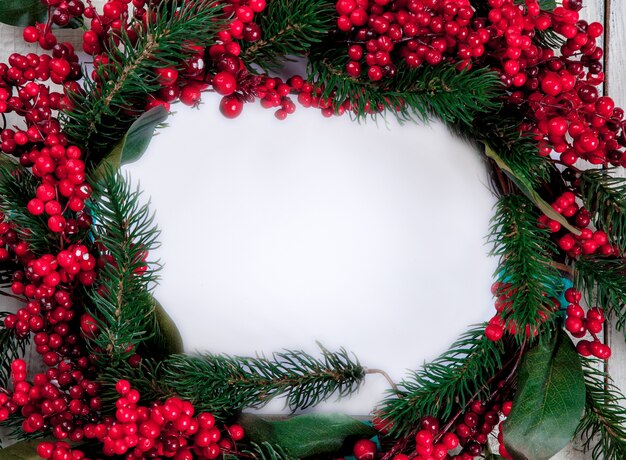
(0, 0, 625, 459)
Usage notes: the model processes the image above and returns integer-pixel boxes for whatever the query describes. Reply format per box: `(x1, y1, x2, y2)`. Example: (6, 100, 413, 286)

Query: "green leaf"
(238, 413, 376, 458)
(0, 439, 52, 459)
(503, 331, 585, 460)
(0, 0, 47, 27)
(151, 297, 184, 356)
(485, 145, 580, 236)
(91, 106, 168, 179)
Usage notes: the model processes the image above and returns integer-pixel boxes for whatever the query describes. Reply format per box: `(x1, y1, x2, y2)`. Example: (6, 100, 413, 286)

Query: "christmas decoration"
(0, 0, 625, 459)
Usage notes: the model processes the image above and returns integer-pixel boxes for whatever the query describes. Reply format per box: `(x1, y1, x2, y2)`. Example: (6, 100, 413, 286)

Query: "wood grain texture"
(605, 0, 626, 445)
(1, 0, 625, 457)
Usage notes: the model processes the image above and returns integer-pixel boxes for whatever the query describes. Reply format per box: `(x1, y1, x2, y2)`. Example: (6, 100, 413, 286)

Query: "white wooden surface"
(0, 0, 625, 457)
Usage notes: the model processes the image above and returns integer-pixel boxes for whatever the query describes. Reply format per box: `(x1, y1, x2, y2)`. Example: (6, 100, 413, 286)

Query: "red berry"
(219, 95, 244, 118)
(212, 71, 237, 96)
(353, 439, 376, 460)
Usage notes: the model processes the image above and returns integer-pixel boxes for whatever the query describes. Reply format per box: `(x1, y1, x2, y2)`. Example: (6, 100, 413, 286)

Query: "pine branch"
(0, 312, 29, 388)
(378, 324, 506, 437)
(579, 169, 626, 248)
(224, 442, 295, 460)
(575, 257, 626, 331)
(85, 169, 162, 363)
(241, 0, 335, 70)
(488, 194, 562, 340)
(61, 0, 224, 167)
(307, 47, 502, 126)
(463, 111, 553, 187)
(0, 158, 55, 253)
(158, 346, 365, 417)
(576, 359, 626, 460)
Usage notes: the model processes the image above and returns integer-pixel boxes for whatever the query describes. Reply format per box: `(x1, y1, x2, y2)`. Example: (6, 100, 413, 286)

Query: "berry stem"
(364, 368, 397, 391)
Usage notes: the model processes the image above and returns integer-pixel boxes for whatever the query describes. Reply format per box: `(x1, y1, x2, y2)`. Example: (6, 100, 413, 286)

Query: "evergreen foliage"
(85, 169, 162, 363)
(378, 324, 506, 436)
(308, 48, 502, 126)
(0, 312, 29, 388)
(62, 0, 224, 167)
(224, 442, 295, 460)
(242, 0, 335, 70)
(579, 168, 626, 248)
(488, 194, 562, 339)
(160, 346, 365, 416)
(575, 257, 626, 331)
(0, 159, 56, 253)
(576, 359, 626, 460)
(97, 346, 365, 420)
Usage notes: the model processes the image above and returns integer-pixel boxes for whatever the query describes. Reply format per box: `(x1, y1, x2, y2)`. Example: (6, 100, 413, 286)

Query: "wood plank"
(604, 0, 626, 427)
(549, 0, 607, 458)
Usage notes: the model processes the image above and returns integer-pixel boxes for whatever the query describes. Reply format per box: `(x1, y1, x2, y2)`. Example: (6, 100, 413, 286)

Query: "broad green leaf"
(0, 0, 47, 27)
(91, 106, 168, 180)
(485, 145, 581, 235)
(239, 413, 376, 458)
(151, 297, 184, 357)
(0, 439, 57, 459)
(503, 331, 585, 460)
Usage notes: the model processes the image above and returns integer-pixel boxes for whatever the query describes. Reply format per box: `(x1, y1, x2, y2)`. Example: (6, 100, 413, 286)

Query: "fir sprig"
(0, 312, 29, 388)
(470, 112, 554, 187)
(576, 359, 626, 460)
(307, 48, 502, 126)
(62, 0, 224, 167)
(579, 168, 626, 248)
(378, 324, 506, 437)
(0, 159, 55, 253)
(575, 257, 626, 330)
(488, 194, 562, 339)
(241, 0, 335, 70)
(159, 346, 365, 417)
(85, 169, 162, 363)
(225, 442, 295, 460)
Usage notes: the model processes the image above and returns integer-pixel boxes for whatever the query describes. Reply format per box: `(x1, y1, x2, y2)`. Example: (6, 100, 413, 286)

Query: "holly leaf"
(91, 106, 168, 180)
(0, 0, 47, 27)
(239, 413, 376, 458)
(485, 145, 581, 236)
(503, 330, 585, 460)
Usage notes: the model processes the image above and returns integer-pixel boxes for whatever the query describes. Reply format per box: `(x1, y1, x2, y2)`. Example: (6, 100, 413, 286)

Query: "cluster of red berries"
(355, 419, 460, 460)
(563, 288, 611, 360)
(21, 1, 86, 50)
(35, 380, 245, 459)
(337, 0, 480, 81)
(445, 400, 507, 459)
(484, 281, 558, 342)
(538, 191, 619, 258)
(495, 401, 513, 459)
(0, 359, 103, 443)
(3, 242, 96, 340)
(24, 143, 92, 233)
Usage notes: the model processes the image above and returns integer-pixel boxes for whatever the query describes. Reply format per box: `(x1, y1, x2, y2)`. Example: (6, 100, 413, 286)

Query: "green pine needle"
(575, 257, 626, 331)
(576, 359, 626, 460)
(308, 48, 502, 126)
(465, 112, 553, 187)
(488, 194, 562, 340)
(85, 169, 162, 363)
(159, 346, 365, 417)
(378, 324, 505, 436)
(579, 168, 626, 248)
(0, 159, 57, 253)
(62, 0, 225, 167)
(0, 313, 29, 388)
(224, 442, 295, 460)
(241, 0, 335, 70)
